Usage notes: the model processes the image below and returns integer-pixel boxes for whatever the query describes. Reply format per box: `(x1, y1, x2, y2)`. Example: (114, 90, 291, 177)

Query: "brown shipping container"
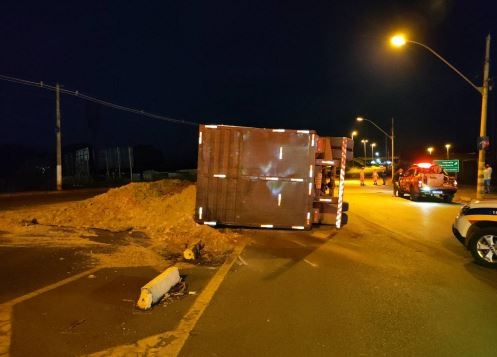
(195, 124, 317, 229)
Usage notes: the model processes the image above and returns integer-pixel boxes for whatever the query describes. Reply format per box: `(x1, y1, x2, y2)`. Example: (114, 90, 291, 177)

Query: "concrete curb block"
(136, 266, 181, 310)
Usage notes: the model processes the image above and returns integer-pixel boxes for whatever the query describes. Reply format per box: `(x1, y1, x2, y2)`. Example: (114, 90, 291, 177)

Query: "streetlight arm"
(363, 119, 391, 139)
(408, 40, 482, 94)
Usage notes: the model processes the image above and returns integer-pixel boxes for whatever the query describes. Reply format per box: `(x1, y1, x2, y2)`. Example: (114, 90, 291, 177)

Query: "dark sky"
(1, 0, 495, 168)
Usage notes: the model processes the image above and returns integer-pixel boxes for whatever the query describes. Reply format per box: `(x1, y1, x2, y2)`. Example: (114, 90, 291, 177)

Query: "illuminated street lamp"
(370, 143, 376, 161)
(427, 147, 434, 155)
(361, 139, 368, 163)
(357, 117, 395, 179)
(390, 33, 491, 199)
(445, 144, 451, 159)
(351, 131, 358, 167)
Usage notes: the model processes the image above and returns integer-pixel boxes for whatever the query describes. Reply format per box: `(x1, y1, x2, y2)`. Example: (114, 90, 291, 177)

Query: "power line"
(0, 74, 199, 126)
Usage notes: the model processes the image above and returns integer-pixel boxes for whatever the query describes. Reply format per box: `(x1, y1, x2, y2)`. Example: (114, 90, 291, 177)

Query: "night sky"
(1, 1, 495, 171)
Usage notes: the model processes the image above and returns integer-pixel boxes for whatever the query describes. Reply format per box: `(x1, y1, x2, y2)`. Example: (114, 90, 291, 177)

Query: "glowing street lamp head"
(390, 34, 407, 47)
(356, 117, 365, 122)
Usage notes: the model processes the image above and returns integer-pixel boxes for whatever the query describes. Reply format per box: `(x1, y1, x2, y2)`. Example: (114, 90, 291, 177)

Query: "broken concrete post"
(183, 240, 204, 260)
(136, 266, 181, 310)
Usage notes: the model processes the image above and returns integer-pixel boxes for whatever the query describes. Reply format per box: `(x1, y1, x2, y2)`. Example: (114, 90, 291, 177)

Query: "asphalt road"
(1, 182, 497, 356)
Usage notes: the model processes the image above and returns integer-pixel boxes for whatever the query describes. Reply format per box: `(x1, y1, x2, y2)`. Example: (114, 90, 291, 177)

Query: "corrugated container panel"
(195, 124, 316, 229)
(238, 128, 314, 178)
(234, 179, 311, 228)
(196, 175, 238, 223)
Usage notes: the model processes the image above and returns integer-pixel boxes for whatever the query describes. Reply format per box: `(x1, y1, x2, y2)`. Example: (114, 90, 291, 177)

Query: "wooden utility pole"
(56, 83, 62, 191)
(476, 34, 491, 199)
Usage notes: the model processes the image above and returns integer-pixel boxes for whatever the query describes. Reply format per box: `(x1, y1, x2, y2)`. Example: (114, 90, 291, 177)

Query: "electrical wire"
(0, 74, 199, 126)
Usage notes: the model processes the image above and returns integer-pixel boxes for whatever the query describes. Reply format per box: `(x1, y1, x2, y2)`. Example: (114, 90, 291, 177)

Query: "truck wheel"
(468, 228, 497, 268)
(409, 187, 418, 201)
(444, 194, 454, 203)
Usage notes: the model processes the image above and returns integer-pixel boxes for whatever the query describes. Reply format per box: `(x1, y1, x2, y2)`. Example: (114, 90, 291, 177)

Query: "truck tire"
(409, 187, 418, 201)
(444, 194, 454, 203)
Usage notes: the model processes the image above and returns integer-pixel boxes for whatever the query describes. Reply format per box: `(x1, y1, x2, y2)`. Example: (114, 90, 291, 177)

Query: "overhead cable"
(0, 74, 199, 126)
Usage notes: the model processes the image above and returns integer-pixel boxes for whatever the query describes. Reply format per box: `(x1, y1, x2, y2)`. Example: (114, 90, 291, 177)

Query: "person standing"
(372, 169, 379, 185)
(359, 166, 365, 186)
(380, 165, 387, 185)
(484, 163, 493, 193)
(393, 168, 404, 197)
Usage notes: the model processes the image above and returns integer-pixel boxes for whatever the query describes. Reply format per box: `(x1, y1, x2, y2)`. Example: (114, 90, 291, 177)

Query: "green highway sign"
(434, 159, 460, 173)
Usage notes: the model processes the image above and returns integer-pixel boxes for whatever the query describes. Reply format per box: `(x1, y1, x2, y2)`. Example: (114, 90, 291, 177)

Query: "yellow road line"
(0, 266, 101, 357)
(89, 239, 248, 357)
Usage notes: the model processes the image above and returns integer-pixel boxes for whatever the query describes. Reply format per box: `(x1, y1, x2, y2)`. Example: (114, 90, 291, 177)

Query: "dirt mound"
(0, 180, 240, 268)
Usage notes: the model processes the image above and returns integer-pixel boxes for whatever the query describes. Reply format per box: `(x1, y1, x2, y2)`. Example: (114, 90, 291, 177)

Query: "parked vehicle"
(194, 124, 352, 230)
(452, 200, 497, 268)
(398, 162, 457, 202)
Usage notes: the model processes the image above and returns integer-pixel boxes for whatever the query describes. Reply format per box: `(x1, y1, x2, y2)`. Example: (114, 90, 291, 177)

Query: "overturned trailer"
(194, 124, 352, 230)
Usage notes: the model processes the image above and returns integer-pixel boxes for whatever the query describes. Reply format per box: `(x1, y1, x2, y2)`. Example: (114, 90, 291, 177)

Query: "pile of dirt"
(0, 180, 240, 268)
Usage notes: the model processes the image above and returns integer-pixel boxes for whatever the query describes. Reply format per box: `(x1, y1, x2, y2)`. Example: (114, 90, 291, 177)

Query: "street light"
(357, 117, 395, 179)
(351, 131, 358, 167)
(391, 33, 491, 199)
(361, 139, 368, 163)
(370, 143, 376, 161)
(427, 147, 434, 155)
(445, 144, 451, 159)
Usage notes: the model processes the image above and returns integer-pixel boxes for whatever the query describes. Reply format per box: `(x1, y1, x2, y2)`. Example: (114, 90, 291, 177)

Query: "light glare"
(391, 35, 407, 47)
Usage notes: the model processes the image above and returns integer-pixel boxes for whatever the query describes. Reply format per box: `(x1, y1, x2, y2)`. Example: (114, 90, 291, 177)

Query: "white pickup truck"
(398, 162, 458, 202)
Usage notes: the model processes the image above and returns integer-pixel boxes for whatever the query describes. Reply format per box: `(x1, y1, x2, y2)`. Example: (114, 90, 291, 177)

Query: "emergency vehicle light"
(416, 162, 432, 168)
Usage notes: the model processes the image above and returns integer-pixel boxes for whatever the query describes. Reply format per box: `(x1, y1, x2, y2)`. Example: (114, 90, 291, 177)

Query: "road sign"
(434, 159, 460, 173)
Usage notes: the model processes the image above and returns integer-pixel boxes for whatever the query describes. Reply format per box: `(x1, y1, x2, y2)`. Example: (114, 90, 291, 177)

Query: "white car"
(452, 199, 497, 268)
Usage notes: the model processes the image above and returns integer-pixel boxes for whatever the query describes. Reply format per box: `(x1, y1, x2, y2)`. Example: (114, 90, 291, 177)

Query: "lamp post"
(357, 117, 395, 179)
(391, 34, 491, 199)
(427, 147, 434, 156)
(361, 139, 368, 163)
(370, 143, 376, 161)
(351, 131, 358, 166)
(445, 144, 451, 159)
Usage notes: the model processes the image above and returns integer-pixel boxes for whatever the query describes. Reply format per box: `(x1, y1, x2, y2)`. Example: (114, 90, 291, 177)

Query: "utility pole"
(55, 83, 62, 191)
(476, 34, 491, 199)
(391, 117, 395, 178)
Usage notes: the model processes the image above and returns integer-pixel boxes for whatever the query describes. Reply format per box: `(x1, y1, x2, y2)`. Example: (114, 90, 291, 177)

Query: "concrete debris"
(183, 240, 205, 260)
(136, 266, 181, 310)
